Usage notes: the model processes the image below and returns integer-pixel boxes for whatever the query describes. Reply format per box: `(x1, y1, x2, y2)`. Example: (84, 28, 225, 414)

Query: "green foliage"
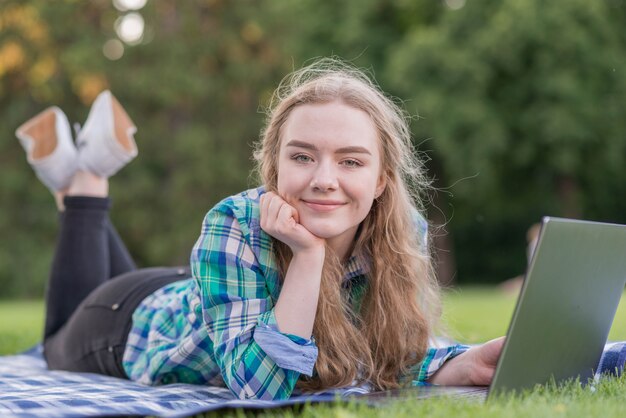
(387, 0, 626, 282)
(1, 0, 626, 295)
(0, 0, 285, 296)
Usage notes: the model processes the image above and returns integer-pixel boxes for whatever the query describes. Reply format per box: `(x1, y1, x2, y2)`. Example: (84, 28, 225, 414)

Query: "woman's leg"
(107, 218, 137, 277)
(64, 164, 137, 277)
(21, 91, 151, 376)
(43, 171, 136, 339)
(44, 196, 119, 338)
(44, 266, 188, 378)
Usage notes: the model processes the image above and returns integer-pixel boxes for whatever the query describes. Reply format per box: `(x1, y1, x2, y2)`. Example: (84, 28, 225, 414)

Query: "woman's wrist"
(291, 245, 325, 265)
(427, 351, 472, 386)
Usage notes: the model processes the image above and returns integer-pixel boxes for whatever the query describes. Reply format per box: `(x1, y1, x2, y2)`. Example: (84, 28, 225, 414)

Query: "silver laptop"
(364, 217, 626, 402)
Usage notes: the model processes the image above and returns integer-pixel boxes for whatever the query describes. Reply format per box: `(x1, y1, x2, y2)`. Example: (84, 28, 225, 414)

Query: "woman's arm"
(273, 249, 324, 337)
(259, 191, 325, 339)
(192, 197, 316, 400)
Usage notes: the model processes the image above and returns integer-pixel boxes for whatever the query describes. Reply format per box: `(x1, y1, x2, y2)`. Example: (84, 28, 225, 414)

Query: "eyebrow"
(285, 140, 372, 155)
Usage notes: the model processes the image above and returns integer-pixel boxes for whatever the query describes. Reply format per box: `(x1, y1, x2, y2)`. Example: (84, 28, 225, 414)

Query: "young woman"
(16, 60, 503, 400)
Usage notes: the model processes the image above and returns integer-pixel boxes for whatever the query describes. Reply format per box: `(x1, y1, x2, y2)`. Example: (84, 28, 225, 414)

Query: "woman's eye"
(341, 159, 362, 168)
(293, 154, 312, 163)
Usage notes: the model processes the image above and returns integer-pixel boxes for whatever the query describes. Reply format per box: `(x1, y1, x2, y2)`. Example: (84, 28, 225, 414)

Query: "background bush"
(1, 0, 625, 297)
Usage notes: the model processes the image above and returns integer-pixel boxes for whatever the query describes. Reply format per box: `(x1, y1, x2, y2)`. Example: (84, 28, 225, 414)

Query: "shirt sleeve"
(190, 206, 318, 400)
(405, 344, 470, 385)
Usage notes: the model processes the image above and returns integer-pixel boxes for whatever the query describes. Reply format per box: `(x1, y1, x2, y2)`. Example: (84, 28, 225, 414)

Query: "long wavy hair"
(254, 58, 441, 391)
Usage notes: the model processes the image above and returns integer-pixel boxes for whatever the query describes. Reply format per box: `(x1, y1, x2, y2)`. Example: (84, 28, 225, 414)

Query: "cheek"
(276, 170, 290, 194)
(349, 173, 381, 201)
(276, 168, 305, 200)
(275, 156, 290, 193)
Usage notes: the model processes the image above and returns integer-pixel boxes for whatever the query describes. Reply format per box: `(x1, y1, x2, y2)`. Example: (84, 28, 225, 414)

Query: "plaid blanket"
(0, 345, 368, 417)
(1, 343, 624, 417)
(599, 341, 626, 377)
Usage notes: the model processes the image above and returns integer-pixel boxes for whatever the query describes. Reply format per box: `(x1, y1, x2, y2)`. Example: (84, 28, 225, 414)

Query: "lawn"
(0, 300, 44, 355)
(1, 287, 625, 417)
(442, 287, 626, 343)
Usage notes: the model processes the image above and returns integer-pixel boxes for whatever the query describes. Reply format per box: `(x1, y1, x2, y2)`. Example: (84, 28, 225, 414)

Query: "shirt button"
(111, 303, 120, 310)
(177, 268, 185, 275)
(108, 346, 114, 353)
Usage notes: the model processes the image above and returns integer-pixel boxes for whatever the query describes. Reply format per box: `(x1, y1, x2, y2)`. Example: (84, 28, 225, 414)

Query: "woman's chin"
(300, 220, 358, 244)
(300, 223, 341, 240)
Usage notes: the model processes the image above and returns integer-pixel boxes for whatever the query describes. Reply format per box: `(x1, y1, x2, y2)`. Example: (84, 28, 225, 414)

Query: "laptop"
(364, 216, 626, 402)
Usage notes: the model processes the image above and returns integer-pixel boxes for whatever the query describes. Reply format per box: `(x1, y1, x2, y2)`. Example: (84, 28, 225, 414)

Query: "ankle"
(67, 170, 109, 197)
(54, 190, 68, 212)
(63, 195, 111, 212)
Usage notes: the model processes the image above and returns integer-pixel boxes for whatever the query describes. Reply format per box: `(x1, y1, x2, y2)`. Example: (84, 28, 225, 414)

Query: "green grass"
(442, 287, 626, 343)
(2, 288, 626, 417)
(200, 377, 626, 418)
(0, 300, 43, 355)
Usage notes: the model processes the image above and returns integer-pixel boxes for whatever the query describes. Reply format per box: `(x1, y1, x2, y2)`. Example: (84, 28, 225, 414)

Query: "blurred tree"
(265, 0, 443, 69)
(262, 0, 459, 285)
(0, 0, 286, 297)
(0, 0, 451, 297)
(1, 0, 625, 297)
(387, 0, 626, 283)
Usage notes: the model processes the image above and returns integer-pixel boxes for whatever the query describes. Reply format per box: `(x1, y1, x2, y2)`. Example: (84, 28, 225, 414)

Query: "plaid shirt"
(123, 187, 466, 400)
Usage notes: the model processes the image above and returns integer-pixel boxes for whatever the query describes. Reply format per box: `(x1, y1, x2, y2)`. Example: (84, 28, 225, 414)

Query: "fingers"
(462, 336, 506, 386)
(277, 202, 296, 228)
(483, 336, 505, 363)
(260, 194, 269, 228)
(260, 191, 324, 254)
(478, 336, 505, 384)
(260, 191, 299, 236)
(261, 192, 293, 228)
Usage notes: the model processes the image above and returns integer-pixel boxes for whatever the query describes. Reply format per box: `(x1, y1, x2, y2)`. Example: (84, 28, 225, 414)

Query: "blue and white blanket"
(0, 346, 368, 417)
(0, 343, 624, 417)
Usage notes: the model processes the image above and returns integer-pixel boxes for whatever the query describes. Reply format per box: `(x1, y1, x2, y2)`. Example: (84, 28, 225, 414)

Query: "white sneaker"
(77, 90, 138, 178)
(15, 106, 79, 191)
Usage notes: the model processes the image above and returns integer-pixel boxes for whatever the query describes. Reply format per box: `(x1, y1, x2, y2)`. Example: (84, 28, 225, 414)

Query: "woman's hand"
(260, 191, 325, 255)
(428, 337, 505, 386)
(262, 191, 326, 338)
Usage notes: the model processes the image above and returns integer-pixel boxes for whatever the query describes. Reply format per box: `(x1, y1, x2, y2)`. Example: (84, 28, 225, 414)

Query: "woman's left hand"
(428, 336, 505, 386)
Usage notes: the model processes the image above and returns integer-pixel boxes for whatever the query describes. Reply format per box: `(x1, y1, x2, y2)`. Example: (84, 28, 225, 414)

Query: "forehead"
(280, 101, 379, 151)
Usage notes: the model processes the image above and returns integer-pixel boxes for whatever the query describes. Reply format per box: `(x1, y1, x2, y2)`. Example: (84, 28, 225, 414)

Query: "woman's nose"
(310, 163, 338, 191)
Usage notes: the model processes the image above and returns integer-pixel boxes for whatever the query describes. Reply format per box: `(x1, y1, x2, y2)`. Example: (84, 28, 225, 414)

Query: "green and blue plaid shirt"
(123, 187, 466, 400)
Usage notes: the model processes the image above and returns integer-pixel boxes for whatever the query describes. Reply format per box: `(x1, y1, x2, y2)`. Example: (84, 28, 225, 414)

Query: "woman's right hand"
(260, 191, 325, 255)
(262, 191, 325, 338)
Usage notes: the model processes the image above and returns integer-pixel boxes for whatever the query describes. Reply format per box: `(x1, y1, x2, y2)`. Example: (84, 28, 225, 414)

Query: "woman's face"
(276, 100, 386, 257)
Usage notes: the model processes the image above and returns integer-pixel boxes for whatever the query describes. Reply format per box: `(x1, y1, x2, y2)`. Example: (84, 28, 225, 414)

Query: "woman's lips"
(301, 199, 346, 212)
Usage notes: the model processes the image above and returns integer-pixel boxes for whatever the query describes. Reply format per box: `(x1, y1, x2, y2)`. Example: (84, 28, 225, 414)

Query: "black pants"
(43, 196, 188, 378)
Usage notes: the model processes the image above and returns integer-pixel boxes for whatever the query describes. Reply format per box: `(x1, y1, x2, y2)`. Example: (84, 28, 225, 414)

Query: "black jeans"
(43, 196, 189, 378)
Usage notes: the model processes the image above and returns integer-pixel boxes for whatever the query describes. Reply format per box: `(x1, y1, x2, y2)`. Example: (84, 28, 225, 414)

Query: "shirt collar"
(342, 251, 371, 282)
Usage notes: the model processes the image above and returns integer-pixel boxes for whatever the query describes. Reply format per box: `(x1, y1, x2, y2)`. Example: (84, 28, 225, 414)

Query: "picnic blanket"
(0, 345, 369, 417)
(1, 343, 624, 417)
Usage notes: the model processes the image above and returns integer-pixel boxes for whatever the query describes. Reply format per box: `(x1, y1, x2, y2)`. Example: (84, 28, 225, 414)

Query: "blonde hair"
(254, 58, 441, 391)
